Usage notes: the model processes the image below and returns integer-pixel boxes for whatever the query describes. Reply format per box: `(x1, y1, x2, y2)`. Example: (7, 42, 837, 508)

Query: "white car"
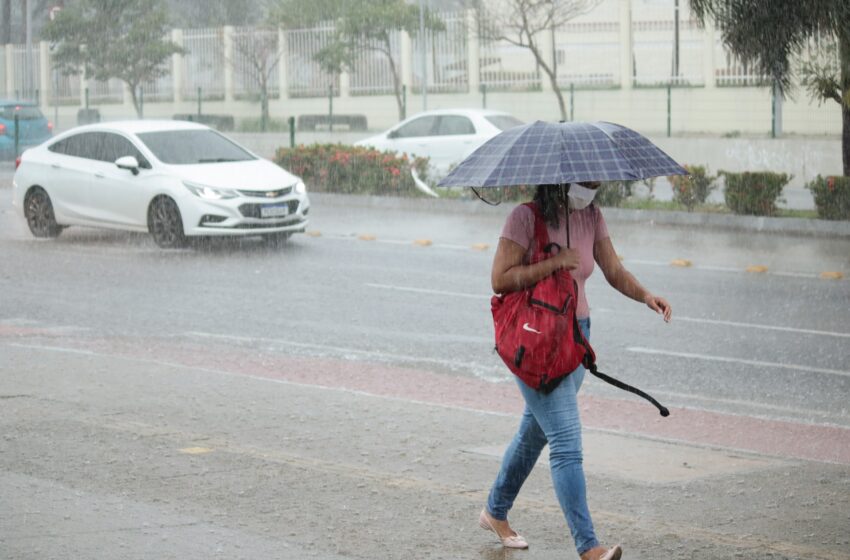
(12, 120, 310, 248)
(355, 108, 523, 176)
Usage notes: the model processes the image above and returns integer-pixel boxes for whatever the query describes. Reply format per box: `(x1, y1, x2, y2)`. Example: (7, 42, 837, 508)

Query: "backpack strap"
(523, 202, 555, 260)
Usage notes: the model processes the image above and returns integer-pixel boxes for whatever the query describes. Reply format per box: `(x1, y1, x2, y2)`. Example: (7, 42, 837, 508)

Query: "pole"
(419, 0, 427, 111)
(666, 83, 672, 137)
(328, 84, 333, 133)
(771, 82, 776, 139)
(570, 83, 575, 121)
(288, 116, 295, 148)
(14, 113, 19, 158)
(197, 87, 202, 116)
(402, 85, 407, 119)
(85, 87, 89, 110)
(673, 0, 680, 82)
(25, 0, 32, 99)
(480, 83, 487, 108)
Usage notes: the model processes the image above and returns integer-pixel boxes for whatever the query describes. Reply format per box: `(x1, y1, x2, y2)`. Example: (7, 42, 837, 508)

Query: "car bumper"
(181, 193, 311, 237)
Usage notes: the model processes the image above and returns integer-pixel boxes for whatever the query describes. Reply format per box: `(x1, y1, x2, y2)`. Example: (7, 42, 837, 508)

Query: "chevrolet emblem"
(266, 191, 277, 198)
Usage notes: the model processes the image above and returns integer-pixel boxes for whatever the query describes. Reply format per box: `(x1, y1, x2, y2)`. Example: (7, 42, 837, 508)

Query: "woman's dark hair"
(533, 184, 569, 229)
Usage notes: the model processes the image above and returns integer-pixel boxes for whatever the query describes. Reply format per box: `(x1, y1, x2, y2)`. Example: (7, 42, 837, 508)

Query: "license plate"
(260, 204, 289, 218)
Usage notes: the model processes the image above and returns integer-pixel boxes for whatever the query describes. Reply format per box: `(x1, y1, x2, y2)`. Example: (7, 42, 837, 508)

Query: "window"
(485, 115, 524, 131)
(436, 116, 475, 136)
(392, 116, 438, 138)
(48, 132, 100, 159)
(96, 133, 151, 168)
(137, 129, 255, 165)
(1, 105, 44, 121)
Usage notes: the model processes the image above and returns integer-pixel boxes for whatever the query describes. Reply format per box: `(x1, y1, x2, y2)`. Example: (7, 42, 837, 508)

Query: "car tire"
(148, 196, 187, 249)
(24, 187, 64, 238)
(261, 231, 291, 246)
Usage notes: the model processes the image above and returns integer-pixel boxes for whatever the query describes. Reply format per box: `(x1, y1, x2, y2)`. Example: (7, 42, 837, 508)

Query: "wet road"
(2, 185, 850, 559)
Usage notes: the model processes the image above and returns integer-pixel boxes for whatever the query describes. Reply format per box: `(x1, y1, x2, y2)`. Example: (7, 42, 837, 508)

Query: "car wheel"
(148, 196, 187, 249)
(261, 231, 291, 246)
(24, 187, 63, 238)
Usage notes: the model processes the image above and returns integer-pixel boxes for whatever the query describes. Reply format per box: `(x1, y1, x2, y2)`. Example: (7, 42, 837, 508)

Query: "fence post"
(703, 19, 716, 89)
(466, 9, 480, 97)
(328, 84, 333, 132)
(666, 83, 671, 137)
(618, 0, 633, 90)
(401, 31, 413, 106)
(570, 83, 574, 121)
(771, 81, 783, 138)
(172, 29, 183, 104)
(480, 83, 487, 109)
(223, 26, 235, 103)
(402, 85, 407, 119)
(4, 45, 14, 99)
(288, 116, 295, 148)
(278, 28, 289, 101)
(14, 113, 19, 158)
(38, 41, 50, 112)
(197, 87, 202, 116)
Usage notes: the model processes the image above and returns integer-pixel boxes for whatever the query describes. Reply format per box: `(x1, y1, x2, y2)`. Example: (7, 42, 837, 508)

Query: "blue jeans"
(486, 317, 598, 555)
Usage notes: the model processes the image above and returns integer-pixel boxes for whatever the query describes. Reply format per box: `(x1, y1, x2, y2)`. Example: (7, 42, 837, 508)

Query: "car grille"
(238, 186, 293, 198)
(238, 200, 300, 218)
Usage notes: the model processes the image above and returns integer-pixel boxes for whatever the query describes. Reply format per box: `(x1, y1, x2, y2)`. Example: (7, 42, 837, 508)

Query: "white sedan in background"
(12, 120, 310, 248)
(355, 108, 523, 176)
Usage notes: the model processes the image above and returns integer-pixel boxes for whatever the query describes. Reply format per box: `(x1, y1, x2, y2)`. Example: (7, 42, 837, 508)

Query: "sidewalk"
(2, 337, 848, 560)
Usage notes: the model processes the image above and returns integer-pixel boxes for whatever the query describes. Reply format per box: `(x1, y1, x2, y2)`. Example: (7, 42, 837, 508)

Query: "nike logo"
(522, 323, 542, 334)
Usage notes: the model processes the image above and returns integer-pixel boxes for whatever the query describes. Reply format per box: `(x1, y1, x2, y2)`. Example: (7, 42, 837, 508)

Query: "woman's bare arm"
(491, 237, 579, 294)
(593, 236, 672, 322)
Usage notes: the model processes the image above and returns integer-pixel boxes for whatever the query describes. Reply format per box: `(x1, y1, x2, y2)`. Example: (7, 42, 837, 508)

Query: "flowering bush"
(273, 144, 430, 196)
(669, 165, 717, 211)
(806, 175, 850, 220)
(721, 171, 790, 216)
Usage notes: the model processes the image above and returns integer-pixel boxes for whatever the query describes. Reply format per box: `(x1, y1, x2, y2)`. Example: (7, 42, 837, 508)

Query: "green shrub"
(807, 175, 850, 220)
(721, 171, 790, 216)
(670, 165, 717, 211)
(273, 144, 430, 196)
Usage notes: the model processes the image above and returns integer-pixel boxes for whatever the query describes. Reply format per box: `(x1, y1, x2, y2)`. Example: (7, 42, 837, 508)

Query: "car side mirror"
(115, 156, 140, 175)
(387, 130, 399, 139)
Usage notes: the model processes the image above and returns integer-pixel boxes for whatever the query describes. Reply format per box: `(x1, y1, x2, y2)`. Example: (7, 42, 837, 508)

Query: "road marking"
(365, 283, 490, 300)
(179, 446, 214, 455)
(673, 315, 850, 339)
(8, 343, 95, 355)
(627, 346, 850, 378)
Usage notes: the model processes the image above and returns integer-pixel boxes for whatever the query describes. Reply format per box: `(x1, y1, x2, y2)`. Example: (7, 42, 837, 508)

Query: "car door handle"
(51, 163, 61, 169)
(94, 173, 105, 178)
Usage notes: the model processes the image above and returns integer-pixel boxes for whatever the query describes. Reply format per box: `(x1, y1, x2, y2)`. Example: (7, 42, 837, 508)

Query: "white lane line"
(674, 316, 850, 339)
(365, 283, 490, 300)
(8, 343, 95, 356)
(627, 346, 850, 378)
(183, 331, 507, 382)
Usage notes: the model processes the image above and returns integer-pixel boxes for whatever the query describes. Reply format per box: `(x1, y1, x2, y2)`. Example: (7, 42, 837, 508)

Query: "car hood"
(167, 159, 301, 190)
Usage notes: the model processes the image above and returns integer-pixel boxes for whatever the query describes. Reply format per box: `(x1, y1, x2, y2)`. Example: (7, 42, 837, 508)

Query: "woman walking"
(479, 182, 672, 560)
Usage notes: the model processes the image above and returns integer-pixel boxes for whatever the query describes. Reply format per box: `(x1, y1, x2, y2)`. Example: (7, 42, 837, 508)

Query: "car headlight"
(183, 181, 239, 200)
(294, 180, 307, 195)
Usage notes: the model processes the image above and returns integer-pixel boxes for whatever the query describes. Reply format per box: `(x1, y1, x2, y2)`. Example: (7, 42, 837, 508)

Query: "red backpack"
(491, 202, 669, 416)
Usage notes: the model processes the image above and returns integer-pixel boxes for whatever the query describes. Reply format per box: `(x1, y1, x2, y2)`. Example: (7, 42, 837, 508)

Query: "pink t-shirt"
(500, 203, 609, 319)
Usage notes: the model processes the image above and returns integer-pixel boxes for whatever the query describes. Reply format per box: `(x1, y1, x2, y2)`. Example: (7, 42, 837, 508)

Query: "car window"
(436, 116, 476, 136)
(1, 105, 44, 120)
(485, 115, 524, 131)
(136, 129, 255, 165)
(96, 132, 151, 168)
(48, 132, 101, 160)
(393, 116, 438, 138)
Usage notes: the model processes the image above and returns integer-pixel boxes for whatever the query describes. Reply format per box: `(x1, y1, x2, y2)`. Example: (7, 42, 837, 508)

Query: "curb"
(309, 193, 850, 239)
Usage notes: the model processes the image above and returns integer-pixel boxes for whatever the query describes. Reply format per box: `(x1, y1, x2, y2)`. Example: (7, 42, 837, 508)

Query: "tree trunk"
(528, 40, 567, 121)
(128, 83, 142, 118)
(843, 102, 849, 178)
(383, 39, 404, 121)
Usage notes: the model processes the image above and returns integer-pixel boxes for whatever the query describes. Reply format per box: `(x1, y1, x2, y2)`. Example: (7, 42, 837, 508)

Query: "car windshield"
(1, 105, 44, 120)
(485, 115, 524, 131)
(136, 129, 256, 164)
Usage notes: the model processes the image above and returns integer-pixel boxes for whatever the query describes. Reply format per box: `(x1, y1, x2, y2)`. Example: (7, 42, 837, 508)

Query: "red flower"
(827, 176, 835, 192)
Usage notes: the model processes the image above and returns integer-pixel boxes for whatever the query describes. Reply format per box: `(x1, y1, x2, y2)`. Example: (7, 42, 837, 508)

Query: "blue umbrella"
(437, 120, 688, 188)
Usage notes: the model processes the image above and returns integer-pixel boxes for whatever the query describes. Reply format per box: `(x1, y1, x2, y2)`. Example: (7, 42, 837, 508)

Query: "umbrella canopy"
(437, 120, 688, 188)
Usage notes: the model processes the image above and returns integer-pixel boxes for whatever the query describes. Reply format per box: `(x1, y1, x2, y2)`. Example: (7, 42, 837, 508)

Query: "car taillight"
(15, 156, 21, 170)
(0, 123, 5, 136)
(47, 121, 53, 132)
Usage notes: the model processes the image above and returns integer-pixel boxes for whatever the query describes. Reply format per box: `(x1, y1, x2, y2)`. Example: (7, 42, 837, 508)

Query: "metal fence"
(182, 27, 225, 99)
(3, 8, 775, 105)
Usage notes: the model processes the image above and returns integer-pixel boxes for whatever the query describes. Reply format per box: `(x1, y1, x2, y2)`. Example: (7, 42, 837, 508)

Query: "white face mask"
(567, 184, 598, 210)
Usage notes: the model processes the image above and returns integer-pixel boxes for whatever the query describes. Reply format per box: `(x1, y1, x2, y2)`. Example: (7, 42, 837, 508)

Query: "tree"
(230, 28, 284, 131)
(690, 0, 850, 176)
(42, 0, 182, 117)
(475, 0, 600, 121)
(271, 0, 445, 120)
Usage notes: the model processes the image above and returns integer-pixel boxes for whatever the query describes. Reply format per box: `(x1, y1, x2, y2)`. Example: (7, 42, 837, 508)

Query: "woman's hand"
(552, 247, 580, 271)
(644, 293, 672, 322)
